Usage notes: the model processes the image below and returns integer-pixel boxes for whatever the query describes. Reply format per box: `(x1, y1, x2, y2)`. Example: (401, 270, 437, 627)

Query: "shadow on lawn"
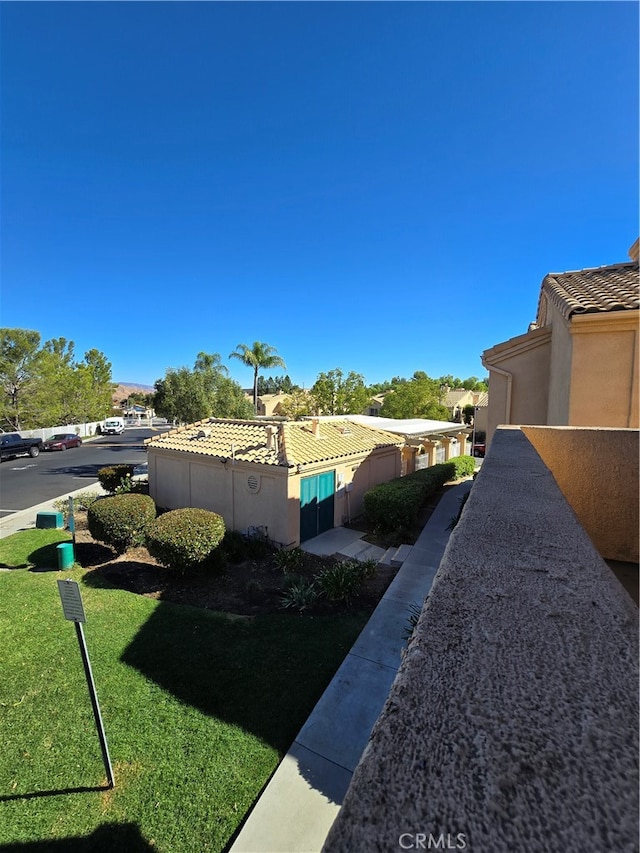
(0, 822, 153, 852)
(119, 601, 363, 755)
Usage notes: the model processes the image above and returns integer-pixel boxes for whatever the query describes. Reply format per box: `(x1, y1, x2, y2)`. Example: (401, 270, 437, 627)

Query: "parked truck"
(0, 433, 43, 461)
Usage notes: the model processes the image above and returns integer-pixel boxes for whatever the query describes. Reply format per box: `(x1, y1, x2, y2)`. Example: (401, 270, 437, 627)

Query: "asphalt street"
(0, 427, 167, 517)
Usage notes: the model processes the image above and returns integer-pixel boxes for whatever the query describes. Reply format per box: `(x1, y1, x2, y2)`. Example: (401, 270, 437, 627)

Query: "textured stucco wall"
(545, 302, 572, 425)
(483, 326, 551, 444)
(324, 427, 638, 853)
(569, 312, 639, 428)
(523, 426, 639, 562)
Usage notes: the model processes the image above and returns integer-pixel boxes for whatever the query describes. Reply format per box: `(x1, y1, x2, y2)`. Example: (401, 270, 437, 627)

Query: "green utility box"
(56, 542, 75, 570)
(36, 511, 64, 529)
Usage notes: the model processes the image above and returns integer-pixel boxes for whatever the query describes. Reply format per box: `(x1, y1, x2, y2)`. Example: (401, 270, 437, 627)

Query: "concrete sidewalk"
(0, 481, 108, 540)
(230, 479, 473, 853)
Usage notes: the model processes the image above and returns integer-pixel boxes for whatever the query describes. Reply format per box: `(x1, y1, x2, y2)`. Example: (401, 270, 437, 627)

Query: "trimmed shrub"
(98, 464, 136, 494)
(363, 456, 476, 532)
(145, 508, 226, 573)
(88, 493, 157, 554)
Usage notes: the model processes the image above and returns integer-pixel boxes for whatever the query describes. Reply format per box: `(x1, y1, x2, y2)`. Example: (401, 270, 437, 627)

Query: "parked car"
(102, 417, 125, 435)
(0, 433, 43, 461)
(472, 442, 486, 458)
(43, 433, 83, 451)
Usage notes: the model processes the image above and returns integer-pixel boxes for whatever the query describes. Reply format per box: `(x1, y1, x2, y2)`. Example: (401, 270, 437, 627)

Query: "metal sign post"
(67, 496, 76, 546)
(57, 579, 114, 788)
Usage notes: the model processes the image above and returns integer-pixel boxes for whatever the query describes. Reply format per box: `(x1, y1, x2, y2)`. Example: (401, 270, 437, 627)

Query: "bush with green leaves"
(274, 547, 304, 573)
(279, 578, 318, 612)
(363, 456, 476, 532)
(53, 491, 101, 520)
(316, 558, 375, 604)
(97, 464, 136, 494)
(145, 508, 226, 573)
(87, 493, 157, 554)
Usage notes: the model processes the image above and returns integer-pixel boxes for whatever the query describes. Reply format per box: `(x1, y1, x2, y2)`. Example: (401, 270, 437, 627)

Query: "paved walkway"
(230, 479, 474, 853)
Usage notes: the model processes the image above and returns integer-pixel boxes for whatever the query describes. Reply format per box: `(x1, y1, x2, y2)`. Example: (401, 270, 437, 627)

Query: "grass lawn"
(0, 534, 368, 852)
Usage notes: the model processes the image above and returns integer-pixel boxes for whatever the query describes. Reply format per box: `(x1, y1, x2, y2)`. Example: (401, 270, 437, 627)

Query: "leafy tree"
(154, 353, 253, 424)
(229, 342, 286, 413)
(0, 328, 41, 429)
(278, 388, 314, 420)
(154, 368, 209, 424)
(311, 369, 370, 416)
(0, 330, 114, 429)
(380, 374, 450, 420)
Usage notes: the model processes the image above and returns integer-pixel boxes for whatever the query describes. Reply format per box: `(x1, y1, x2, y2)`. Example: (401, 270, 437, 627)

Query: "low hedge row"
(363, 455, 475, 532)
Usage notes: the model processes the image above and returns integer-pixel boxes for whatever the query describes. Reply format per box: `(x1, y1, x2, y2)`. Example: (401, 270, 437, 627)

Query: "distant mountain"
(112, 382, 154, 404)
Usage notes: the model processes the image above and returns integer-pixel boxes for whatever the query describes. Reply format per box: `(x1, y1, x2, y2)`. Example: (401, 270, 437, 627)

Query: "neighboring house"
(443, 388, 488, 423)
(482, 239, 639, 444)
(363, 394, 387, 417)
(145, 418, 403, 546)
(255, 393, 289, 417)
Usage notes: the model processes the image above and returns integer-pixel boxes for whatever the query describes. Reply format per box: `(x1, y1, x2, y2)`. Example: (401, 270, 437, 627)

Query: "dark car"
(43, 433, 82, 451)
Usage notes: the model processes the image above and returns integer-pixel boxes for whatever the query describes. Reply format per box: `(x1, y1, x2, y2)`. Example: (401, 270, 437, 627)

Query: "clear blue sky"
(2, 1, 638, 390)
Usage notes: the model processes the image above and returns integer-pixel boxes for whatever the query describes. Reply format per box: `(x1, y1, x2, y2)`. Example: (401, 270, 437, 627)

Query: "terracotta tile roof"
(145, 419, 403, 468)
(537, 261, 639, 323)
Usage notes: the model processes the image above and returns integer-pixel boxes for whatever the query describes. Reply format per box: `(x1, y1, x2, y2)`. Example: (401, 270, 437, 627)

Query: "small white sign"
(57, 579, 86, 623)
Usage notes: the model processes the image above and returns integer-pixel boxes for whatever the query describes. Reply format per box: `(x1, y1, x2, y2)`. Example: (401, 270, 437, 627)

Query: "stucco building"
(145, 417, 403, 547)
(481, 239, 639, 444)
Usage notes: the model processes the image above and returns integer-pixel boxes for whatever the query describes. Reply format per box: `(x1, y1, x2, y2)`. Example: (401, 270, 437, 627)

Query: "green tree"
(154, 354, 254, 424)
(0, 328, 41, 429)
(229, 342, 286, 413)
(154, 368, 209, 424)
(380, 374, 450, 420)
(311, 369, 370, 416)
(278, 388, 314, 420)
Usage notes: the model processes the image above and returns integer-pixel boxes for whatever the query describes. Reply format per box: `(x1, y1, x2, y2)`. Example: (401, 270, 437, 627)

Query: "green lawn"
(0, 537, 367, 852)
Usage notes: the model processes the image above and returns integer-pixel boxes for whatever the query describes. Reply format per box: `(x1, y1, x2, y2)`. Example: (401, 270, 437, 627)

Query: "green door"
(300, 471, 335, 542)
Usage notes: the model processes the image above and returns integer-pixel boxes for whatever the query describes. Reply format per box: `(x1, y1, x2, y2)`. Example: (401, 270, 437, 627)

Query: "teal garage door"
(300, 471, 335, 542)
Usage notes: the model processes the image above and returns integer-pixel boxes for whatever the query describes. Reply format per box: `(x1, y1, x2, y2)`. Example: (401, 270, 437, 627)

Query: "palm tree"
(229, 342, 286, 414)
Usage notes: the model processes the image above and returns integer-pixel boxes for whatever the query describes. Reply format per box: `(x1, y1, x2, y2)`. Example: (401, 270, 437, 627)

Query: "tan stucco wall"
(482, 326, 552, 444)
(545, 302, 573, 425)
(569, 312, 639, 428)
(148, 444, 402, 547)
(522, 425, 639, 562)
(148, 449, 292, 544)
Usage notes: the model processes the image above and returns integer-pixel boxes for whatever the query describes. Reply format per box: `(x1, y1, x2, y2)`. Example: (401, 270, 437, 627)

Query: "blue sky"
(2, 1, 638, 390)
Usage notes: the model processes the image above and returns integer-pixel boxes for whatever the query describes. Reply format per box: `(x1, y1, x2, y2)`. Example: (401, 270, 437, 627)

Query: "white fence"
(16, 417, 166, 441)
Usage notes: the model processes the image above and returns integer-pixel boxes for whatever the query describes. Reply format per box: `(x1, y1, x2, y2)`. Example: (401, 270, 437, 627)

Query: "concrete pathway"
(230, 478, 474, 853)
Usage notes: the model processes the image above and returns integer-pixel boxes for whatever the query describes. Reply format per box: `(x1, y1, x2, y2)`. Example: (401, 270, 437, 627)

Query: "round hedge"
(88, 493, 157, 554)
(145, 508, 226, 572)
(97, 464, 136, 494)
